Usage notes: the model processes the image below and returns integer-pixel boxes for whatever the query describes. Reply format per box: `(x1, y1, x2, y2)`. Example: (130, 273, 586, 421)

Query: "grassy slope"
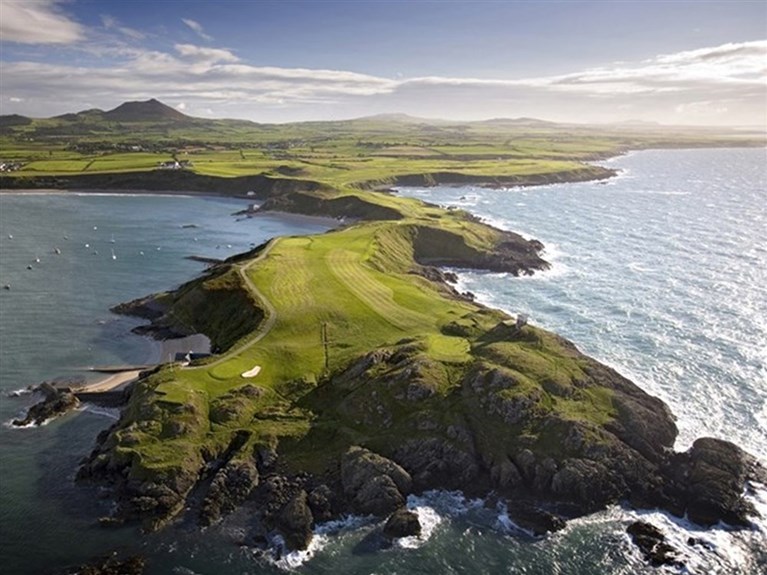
(2, 113, 762, 190)
(103, 187, 613, 496)
(12, 109, 757, 523)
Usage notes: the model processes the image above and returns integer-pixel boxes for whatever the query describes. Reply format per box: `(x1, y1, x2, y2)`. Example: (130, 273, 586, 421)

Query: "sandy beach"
(76, 332, 213, 393)
(80, 370, 143, 393)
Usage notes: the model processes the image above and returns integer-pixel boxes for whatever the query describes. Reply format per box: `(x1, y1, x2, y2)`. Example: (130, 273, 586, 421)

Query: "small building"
(174, 351, 212, 363)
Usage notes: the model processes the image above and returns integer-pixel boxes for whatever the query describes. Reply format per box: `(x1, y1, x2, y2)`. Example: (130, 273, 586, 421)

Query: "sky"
(0, 0, 765, 126)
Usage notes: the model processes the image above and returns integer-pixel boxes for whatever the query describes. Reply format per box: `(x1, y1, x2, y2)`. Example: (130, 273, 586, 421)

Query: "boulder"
(341, 446, 412, 516)
(626, 521, 683, 568)
(275, 490, 314, 551)
(506, 501, 566, 535)
(383, 508, 421, 538)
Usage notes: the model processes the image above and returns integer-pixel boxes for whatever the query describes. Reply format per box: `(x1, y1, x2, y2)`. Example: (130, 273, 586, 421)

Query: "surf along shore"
(5, 163, 766, 571)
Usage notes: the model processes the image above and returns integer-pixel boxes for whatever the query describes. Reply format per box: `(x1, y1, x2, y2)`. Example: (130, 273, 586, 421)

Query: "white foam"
(627, 261, 656, 273)
(265, 514, 372, 570)
(493, 501, 537, 538)
(271, 533, 328, 570)
(3, 415, 55, 429)
(6, 387, 34, 397)
(395, 505, 442, 549)
(79, 404, 121, 420)
(395, 491, 484, 549)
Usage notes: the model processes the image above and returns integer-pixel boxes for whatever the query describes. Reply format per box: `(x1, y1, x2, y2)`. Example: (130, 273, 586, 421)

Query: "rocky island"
(67, 183, 763, 560)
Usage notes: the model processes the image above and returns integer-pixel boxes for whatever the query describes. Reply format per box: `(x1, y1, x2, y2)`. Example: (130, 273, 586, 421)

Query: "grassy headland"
(7, 100, 761, 545)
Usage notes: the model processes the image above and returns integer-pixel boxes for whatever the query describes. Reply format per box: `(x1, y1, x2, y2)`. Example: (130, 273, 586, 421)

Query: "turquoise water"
(1, 149, 766, 574)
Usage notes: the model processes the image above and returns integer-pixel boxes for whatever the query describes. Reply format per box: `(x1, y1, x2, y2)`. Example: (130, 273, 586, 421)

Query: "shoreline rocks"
(11, 382, 79, 427)
(626, 521, 684, 568)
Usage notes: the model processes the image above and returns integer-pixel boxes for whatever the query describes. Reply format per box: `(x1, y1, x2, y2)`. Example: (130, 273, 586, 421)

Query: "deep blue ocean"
(1, 148, 765, 574)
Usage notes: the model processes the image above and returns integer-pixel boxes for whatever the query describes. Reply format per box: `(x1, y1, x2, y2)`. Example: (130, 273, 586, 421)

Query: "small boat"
(226, 244, 232, 248)
(63, 236, 69, 240)
(139, 250, 144, 256)
(34, 257, 41, 263)
(26, 264, 32, 270)
(54, 247, 61, 255)
(93, 226, 98, 230)
(84, 243, 90, 248)
(110, 234, 115, 244)
(3, 284, 10, 290)
(92, 250, 98, 255)
(156, 246, 161, 251)
(7, 234, 13, 239)
(111, 249, 117, 260)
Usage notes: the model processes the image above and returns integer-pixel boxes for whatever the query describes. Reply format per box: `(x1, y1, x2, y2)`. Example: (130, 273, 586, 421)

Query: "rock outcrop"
(663, 437, 764, 526)
(626, 521, 683, 568)
(200, 458, 259, 526)
(12, 382, 79, 426)
(275, 490, 314, 551)
(341, 446, 412, 516)
(383, 508, 421, 538)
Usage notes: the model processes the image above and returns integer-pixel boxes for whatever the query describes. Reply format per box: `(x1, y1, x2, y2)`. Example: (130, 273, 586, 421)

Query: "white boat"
(111, 249, 117, 260)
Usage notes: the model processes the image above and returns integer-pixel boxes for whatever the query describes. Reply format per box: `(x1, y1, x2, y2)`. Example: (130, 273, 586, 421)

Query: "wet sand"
(79, 370, 142, 393)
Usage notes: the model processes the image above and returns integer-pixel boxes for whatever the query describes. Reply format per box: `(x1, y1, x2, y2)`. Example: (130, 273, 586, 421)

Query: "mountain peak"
(103, 99, 191, 122)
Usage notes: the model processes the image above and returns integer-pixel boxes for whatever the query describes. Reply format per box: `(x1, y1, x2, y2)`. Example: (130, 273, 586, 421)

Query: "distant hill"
(354, 113, 445, 124)
(0, 114, 33, 128)
(102, 99, 192, 122)
(478, 117, 557, 127)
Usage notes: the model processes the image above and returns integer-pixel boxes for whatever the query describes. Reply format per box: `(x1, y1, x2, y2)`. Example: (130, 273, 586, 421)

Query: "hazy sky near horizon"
(0, 0, 765, 125)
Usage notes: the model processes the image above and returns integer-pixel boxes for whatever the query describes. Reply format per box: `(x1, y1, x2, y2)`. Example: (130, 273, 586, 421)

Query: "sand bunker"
(241, 365, 262, 378)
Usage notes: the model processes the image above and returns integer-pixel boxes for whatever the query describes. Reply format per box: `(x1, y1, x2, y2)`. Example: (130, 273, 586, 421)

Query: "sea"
(0, 148, 765, 574)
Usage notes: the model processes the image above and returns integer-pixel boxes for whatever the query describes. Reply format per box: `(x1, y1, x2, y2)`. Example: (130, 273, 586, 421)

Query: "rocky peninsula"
(66, 180, 764, 563)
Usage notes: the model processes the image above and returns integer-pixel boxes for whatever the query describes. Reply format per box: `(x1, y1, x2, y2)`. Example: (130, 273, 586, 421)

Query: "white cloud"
(100, 14, 145, 40)
(174, 43, 239, 63)
(182, 18, 212, 42)
(0, 40, 764, 125)
(0, 0, 84, 44)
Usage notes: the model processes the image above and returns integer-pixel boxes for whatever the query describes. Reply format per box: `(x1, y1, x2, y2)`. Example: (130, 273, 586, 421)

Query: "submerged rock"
(505, 501, 566, 536)
(65, 553, 146, 575)
(383, 508, 422, 538)
(626, 521, 684, 568)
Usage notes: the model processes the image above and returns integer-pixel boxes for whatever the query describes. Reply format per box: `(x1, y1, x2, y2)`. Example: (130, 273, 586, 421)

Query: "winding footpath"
(188, 238, 279, 370)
